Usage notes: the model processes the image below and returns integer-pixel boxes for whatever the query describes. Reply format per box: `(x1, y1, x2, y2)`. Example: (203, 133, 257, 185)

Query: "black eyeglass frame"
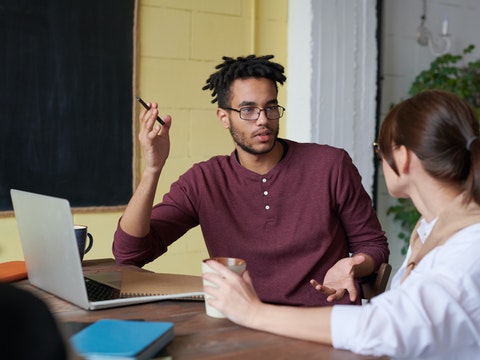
(373, 142, 382, 160)
(223, 105, 286, 121)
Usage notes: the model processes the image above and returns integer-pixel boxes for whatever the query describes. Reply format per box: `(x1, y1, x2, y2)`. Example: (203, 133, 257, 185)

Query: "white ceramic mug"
(201, 257, 246, 318)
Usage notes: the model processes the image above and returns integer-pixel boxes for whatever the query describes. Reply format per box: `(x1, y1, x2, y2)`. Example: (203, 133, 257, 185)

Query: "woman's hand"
(203, 260, 334, 345)
(202, 260, 263, 327)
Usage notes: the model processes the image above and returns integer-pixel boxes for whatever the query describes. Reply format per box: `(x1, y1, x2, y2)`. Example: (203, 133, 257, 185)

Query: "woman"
(203, 90, 480, 359)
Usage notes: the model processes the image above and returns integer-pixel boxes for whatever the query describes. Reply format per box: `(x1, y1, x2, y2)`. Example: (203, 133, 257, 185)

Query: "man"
(113, 54, 389, 306)
(201, 90, 480, 359)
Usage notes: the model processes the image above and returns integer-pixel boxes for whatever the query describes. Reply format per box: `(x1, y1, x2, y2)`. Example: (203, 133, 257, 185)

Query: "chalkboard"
(0, 0, 136, 211)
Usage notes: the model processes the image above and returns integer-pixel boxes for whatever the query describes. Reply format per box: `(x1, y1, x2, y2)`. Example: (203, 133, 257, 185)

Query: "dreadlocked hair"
(202, 54, 286, 107)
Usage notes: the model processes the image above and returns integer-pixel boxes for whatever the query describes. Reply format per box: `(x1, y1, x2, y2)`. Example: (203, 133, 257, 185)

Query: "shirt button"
(262, 178, 267, 183)
(264, 191, 268, 195)
(265, 205, 270, 210)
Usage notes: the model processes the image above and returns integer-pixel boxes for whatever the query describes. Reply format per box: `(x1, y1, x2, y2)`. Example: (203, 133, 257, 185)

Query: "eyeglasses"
(373, 142, 382, 160)
(224, 105, 285, 121)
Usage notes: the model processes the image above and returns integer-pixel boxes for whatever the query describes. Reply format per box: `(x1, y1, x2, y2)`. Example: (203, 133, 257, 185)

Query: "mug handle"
(84, 233, 94, 254)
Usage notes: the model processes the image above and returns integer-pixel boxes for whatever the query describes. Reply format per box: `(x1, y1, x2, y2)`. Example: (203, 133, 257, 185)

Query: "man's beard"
(229, 121, 279, 155)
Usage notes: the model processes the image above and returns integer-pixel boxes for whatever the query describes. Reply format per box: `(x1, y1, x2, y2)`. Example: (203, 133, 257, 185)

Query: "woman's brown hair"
(378, 89, 480, 204)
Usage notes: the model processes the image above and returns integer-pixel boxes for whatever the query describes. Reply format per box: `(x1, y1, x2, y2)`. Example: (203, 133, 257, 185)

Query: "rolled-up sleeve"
(331, 267, 480, 358)
(331, 304, 363, 349)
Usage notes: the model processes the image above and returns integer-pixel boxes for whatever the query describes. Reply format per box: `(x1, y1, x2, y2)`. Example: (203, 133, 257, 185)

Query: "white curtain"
(286, 0, 378, 197)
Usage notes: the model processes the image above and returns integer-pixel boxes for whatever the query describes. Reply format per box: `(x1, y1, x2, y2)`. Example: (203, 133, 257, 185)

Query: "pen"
(135, 96, 165, 125)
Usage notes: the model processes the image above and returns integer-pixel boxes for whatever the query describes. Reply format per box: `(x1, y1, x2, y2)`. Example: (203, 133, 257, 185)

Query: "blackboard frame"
(0, 0, 138, 215)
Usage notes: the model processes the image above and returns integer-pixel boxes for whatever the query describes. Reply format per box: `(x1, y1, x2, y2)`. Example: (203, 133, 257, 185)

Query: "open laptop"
(10, 189, 203, 310)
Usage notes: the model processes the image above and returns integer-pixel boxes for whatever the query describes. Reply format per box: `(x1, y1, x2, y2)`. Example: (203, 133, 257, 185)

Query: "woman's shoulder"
(436, 224, 480, 271)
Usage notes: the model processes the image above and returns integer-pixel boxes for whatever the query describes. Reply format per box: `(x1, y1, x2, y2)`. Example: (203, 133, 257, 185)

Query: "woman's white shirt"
(390, 217, 438, 287)
(331, 223, 480, 359)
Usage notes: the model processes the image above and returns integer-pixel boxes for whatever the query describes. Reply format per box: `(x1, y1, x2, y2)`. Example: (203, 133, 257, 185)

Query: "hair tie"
(466, 136, 478, 151)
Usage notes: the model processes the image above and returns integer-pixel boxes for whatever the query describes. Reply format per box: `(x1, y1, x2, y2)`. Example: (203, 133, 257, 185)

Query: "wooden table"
(15, 259, 388, 360)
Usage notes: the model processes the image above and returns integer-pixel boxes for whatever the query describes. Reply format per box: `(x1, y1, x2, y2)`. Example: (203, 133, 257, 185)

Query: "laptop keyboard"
(84, 277, 121, 301)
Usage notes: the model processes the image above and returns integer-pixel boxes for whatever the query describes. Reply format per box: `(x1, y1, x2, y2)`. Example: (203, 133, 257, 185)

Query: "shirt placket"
(261, 176, 275, 221)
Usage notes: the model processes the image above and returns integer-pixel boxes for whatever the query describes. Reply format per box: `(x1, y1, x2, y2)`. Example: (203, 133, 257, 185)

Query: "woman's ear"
(395, 145, 411, 174)
(216, 108, 230, 129)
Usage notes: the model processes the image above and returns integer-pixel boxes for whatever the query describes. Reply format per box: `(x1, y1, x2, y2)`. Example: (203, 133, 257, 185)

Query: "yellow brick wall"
(0, 0, 287, 276)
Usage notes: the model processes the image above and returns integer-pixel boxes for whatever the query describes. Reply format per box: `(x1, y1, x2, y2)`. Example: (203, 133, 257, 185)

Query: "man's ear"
(396, 145, 411, 174)
(216, 108, 230, 129)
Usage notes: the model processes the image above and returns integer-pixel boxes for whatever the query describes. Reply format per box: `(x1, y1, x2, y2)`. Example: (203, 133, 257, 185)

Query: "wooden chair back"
(361, 263, 392, 301)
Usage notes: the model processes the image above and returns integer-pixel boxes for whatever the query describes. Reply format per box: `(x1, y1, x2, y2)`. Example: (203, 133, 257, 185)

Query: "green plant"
(386, 45, 480, 254)
(386, 198, 419, 255)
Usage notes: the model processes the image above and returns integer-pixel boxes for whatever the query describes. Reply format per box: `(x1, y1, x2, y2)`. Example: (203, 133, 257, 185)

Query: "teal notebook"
(70, 319, 174, 359)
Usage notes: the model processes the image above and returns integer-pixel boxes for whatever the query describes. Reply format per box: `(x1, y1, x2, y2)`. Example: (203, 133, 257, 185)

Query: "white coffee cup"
(201, 257, 246, 318)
